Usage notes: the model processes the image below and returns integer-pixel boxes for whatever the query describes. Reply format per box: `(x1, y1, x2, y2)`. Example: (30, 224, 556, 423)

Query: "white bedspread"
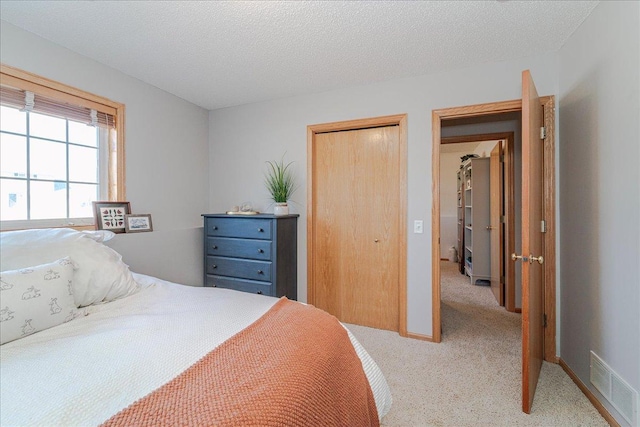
(0, 273, 391, 426)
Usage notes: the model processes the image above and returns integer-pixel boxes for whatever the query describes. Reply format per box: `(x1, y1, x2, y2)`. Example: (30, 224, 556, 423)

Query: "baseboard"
(514, 307, 522, 313)
(558, 358, 620, 427)
(406, 332, 434, 342)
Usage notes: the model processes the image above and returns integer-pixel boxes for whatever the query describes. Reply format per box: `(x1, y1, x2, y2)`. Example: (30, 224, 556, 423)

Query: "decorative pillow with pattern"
(0, 257, 79, 345)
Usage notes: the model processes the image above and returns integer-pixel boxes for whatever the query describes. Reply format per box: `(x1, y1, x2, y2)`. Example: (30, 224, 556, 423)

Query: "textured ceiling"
(0, 1, 598, 110)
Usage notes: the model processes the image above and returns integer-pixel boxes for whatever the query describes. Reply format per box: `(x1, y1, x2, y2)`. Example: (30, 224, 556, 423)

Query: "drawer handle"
(212, 226, 218, 230)
(258, 228, 264, 232)
(212, 264, 217, 269)
(211, 245, 218, 250)
(257, 270, 264, 275)
(258, 249, 264, 253)
(257, 291, 263, 295)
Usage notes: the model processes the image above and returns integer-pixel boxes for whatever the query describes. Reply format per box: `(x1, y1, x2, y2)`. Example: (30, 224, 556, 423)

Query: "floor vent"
(590, 351, 638, 426)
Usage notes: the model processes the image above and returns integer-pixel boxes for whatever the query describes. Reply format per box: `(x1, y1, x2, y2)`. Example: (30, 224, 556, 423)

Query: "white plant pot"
(273, 202, 289, 216)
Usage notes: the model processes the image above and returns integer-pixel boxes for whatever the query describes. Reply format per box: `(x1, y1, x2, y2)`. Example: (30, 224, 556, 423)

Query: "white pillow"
(0, 257, 79, 345)
(82, 230, 116, 243)
(0, 228, 139, 307)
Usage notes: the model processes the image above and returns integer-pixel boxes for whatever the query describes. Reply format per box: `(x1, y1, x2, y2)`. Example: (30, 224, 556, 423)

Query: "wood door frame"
(307, 114, 408, 337)
(432, 98, 556, 362)
(490, 141, 504, 306)
(441, 132, 516, 312)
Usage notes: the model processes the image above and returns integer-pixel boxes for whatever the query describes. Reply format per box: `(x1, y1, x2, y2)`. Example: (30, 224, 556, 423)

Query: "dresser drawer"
(206, 256, 272, 281)
(206, 237, 272, 260)
(206, 218, 272, 240)
(205, 275, 273, 296)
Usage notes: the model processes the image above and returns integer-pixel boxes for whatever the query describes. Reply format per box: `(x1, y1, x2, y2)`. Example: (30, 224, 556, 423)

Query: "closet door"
(312, 125, 400, 331)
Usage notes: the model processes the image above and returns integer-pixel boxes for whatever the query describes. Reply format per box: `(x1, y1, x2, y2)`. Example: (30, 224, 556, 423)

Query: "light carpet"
(345, 261, 607, 427)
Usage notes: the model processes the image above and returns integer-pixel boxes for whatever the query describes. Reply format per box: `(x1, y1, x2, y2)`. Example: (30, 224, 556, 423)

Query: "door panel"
(313, 132, 348, 319)
(314, 126, 400, 331)
(490, 142, 504, 305)
(522, 70, 545, 414)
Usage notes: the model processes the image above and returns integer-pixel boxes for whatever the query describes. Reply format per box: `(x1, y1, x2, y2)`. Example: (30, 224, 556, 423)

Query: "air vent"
(590, 352, 611, 398)
(590, 351, 638, 426)
(611, 373, 638, 426)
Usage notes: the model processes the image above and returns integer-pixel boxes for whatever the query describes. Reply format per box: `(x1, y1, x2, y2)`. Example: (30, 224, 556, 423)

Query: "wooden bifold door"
(307, 115, 407, 334)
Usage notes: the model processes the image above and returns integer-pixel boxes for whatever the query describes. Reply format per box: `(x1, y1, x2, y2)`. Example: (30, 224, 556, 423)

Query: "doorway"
(307, 114, 408, 336)
(432, 85, 556, 412)
(432, 98, 556, 350)
(440, 132, 516, 311)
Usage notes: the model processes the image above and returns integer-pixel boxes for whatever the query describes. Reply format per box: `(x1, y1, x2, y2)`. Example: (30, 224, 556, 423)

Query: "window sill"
(1, 218, 96, 232)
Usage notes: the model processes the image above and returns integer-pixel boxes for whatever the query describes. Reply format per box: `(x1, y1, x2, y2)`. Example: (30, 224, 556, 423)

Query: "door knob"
(511, 253, 527, 262)
(374, 239, 379, 243)
(512, 253, 543, 264)
(529, 255, 544, 264)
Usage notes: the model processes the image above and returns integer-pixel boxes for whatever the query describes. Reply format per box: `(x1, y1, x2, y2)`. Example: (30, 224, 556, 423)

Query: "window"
(0, 64, 125, 230)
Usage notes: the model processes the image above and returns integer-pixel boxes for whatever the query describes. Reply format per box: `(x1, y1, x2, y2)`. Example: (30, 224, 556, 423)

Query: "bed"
(0, 228, 392, 426)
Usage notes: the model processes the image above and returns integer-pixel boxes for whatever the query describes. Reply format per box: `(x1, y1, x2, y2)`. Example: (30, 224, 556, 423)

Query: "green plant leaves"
(265, 157, 296, 203)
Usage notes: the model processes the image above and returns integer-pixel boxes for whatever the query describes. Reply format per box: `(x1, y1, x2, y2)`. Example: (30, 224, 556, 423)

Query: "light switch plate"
(414, 220, 423, 234)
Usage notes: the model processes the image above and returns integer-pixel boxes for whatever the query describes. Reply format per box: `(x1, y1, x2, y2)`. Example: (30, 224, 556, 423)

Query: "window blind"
(0, 85, 115, 128)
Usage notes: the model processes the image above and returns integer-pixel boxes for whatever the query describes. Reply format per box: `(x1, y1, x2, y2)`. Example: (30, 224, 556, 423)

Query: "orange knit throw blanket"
(102, 297, 379, 427)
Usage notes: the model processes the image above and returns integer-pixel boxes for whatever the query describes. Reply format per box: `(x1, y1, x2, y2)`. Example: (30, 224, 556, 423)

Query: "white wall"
(1, 22, 210, 286)
(558, 2, 640, 425)
(439, 151, 463, 258)
(209, 54, 558, 336)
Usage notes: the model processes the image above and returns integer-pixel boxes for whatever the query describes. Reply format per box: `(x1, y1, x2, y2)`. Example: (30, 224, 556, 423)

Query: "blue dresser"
(202, 214, 298, 300)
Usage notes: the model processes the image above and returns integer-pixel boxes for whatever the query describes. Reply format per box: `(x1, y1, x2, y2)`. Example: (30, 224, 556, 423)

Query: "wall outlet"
(414, 220, 423, 234)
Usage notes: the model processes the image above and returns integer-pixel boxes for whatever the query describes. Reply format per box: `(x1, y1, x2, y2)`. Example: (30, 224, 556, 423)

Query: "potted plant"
(265, 156, 296, 215)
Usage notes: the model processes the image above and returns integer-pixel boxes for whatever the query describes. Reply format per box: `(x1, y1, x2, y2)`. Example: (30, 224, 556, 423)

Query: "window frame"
(0, 63, 126, 231)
